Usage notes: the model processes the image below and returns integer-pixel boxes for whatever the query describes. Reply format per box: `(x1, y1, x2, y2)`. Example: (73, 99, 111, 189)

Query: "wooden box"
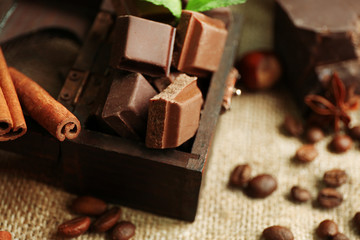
(0, 0, 242, 221)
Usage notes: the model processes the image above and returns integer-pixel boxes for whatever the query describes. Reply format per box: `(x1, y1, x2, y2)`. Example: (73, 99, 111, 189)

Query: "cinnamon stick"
(0, 48, 27, 141)
(9, 67, 81, 141)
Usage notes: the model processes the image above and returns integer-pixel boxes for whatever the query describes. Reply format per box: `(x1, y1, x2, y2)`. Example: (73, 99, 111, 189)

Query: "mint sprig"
(186, 0, 247, 12)
(141, 0, 182, 19)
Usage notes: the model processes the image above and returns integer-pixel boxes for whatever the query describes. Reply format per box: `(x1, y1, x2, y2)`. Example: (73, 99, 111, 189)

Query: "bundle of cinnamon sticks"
(0, 47, 81, 141)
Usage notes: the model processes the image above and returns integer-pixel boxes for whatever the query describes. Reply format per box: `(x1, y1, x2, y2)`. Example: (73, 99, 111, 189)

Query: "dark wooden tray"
(0, 1, 242, 221)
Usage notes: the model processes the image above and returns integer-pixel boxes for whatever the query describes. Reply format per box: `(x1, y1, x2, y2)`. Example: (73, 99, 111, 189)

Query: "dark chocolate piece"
(146, 74, 203, 149)
(102, 72, 157, 140)
(173, 10, 228, 77)
(275, 0, 360, 105)
(110, 15, 176, 77)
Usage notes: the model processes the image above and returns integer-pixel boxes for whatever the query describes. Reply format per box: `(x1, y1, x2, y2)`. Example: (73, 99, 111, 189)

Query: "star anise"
(304, 73, 360, 132)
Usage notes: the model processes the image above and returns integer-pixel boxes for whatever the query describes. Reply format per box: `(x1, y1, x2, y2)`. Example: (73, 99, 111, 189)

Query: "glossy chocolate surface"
(102, 72, 156, 140)
(146, 74, 203, 149)
(173, 10, 228, 77)
(110, 15, 175, 77)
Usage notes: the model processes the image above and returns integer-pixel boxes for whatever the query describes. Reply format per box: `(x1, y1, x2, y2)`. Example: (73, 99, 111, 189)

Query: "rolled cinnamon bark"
(0, 48, 27, 141)
(9, 67, 81, 141)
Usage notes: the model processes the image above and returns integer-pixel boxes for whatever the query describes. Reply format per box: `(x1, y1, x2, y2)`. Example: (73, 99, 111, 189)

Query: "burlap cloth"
(1, 0, 360, 239)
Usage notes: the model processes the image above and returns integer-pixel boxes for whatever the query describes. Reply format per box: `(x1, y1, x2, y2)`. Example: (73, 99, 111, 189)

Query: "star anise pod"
(304, 73, 360, 132)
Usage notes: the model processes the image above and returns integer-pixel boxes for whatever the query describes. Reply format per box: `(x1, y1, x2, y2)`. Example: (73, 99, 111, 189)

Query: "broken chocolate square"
(146, 74, 203, 149)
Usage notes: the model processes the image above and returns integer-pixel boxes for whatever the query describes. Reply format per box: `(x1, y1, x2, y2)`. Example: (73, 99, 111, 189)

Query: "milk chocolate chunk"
(110, 15, 175, 77)
(173, 10, 228, 77)
(146, 74, 203, 149)
(275, 0, 360, 105)
(102, 72, 157, 140)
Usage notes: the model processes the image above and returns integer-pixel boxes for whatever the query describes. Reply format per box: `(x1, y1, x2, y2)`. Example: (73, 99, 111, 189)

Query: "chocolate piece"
(102, 72, 157, 140)
(173, 10, 228, 77)
(146, 74, 203, 149)
(275, 0, 360, 105)
(110, 15, 175, 77)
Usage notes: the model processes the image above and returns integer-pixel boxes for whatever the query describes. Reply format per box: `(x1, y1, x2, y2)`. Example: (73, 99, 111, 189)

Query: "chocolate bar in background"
(110, 15, 175, 77)
(146, 74, 203, 149)
(275, 0, 360, 107)
(173, 10, 228, 77)
(102, 72, 157, 140)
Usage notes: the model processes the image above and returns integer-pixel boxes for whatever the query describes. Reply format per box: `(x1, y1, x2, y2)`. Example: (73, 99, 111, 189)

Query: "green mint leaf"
(141, 0, 182, 19)
(185, 0, 246, 12)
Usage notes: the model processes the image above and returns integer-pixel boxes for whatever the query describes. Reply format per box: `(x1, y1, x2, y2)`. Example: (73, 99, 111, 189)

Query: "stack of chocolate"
(101, 7, 228, 149)
(275, 0, 360, 107)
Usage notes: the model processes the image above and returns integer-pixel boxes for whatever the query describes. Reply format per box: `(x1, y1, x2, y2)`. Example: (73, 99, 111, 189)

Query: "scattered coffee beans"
(0, 231, 12, 240)
(290, 186, 311, 203)
(317, 188, 343, 208)
(246, 174, 277, 198)
(57, 216, 91, 238)
(93, 207, 122, 233)
(283, 115, 303, 137)
(349, 125, 360, 140)
(295, 144, 318, 163)
(330, 134, 353, 153)
(305, 126, 324, 143)
(323, 169, 347, 187)
(316, 219, 338, 238)
(353, 212, 360, 231)
(332, 233, 349, 240)
(229, 164, 252, 187)
(112, 221, 136, 240)
(262, 225, 294, 240)
(71, 196, 107, 216)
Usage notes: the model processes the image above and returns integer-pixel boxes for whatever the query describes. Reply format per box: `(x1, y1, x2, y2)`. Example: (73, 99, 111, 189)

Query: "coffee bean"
(57, 216, 91, 238)
(71, 196, 107, 216)
(323, 169, 347, 187)
(0, 231, 12, 240)
(283, 115, 303, 137)
(295, 144, 318, 163)
(317, 188, 343, 208)
(330, 134, 353, 153)
(332, 233, 349, 240)
(290, 186, 311, 203)
(112, 221, 136, 240)
(229, 164, 251, 187)
(316, 219, 338, 238)
(262, 225, 294, 240)
(246, 174, 277, 198)
(305, 126, 324, 143)
(353, 212, 360, 231)
(349, 125, 360, 140)
(93, 207, 122, 232)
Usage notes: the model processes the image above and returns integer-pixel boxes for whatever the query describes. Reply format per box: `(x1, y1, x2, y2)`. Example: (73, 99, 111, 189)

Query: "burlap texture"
(2, 0, 360, 239)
